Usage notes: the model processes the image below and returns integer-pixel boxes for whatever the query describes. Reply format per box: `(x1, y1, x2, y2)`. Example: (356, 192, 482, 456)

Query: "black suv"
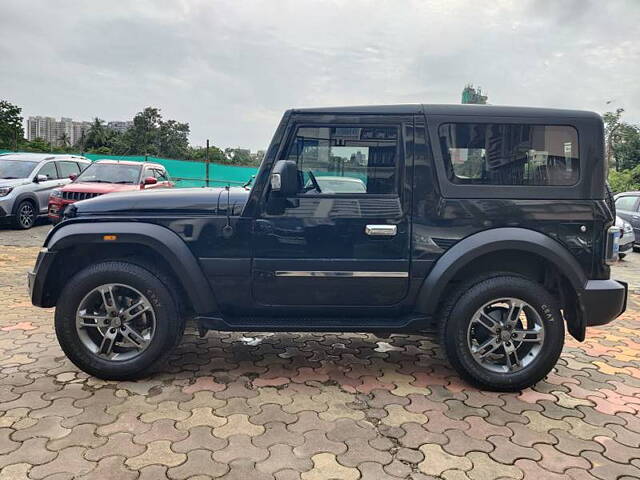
(28, 105, 627, 391)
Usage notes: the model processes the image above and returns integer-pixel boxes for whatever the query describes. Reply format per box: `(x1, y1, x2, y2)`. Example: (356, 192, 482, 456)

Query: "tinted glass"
(0, 160, 38, 179)
(76, 163, 141, 184)
(439, 123, 579, 186)
(154, 169, 169, 181)
(37, 162, 59, 180)
(57, 161, 81, 177)
(615, 196, 639, 211)
(285, 126, 399, 194)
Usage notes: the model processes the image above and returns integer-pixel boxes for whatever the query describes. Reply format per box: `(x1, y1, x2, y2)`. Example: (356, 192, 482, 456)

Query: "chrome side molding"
(274, 271, 408, 278)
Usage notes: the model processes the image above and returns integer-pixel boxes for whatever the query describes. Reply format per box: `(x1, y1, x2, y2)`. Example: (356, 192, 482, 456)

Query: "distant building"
(107, 121, 133, 134)
(26, 116, 125, 147)
(461, 84, 488, 104)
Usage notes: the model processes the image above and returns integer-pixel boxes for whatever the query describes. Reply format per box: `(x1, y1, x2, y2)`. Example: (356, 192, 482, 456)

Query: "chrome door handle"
(365, 224, 397, 236)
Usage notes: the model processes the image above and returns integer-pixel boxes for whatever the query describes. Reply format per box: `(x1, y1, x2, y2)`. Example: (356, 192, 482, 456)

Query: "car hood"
(61, 182, 139, 194)
(0, 178, 29, 188)
(71, 186, 251, 217)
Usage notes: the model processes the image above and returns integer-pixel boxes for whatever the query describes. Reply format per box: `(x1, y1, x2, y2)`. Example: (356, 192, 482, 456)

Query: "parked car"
(0, 153, 90, 229)
(48, 160, 174, 223)
(614, 192, 640, 252)
(616, 216, 635, 259)
(28, 105, 627, 391)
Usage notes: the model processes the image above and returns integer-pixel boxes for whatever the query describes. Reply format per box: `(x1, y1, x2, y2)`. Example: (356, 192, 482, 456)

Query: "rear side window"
(439, 123, 579, 186)
(57, 161, 81, 177)
(284, 126, 399, 195)
(616, 196, 639, 211)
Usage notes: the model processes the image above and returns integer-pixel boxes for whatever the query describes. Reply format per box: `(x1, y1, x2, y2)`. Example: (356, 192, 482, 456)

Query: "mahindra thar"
(28, 105, 627, 391)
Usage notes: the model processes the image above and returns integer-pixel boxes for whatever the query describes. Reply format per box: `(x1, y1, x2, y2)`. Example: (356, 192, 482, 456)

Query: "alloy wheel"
(75, 283, 156, 361)
(466, 297, 545, 373)
(18, 203, 35, 228)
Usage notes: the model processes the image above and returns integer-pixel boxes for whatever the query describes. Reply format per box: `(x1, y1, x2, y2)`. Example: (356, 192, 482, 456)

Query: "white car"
(616, 215, 635, 259)
(0, 153, 90, 229)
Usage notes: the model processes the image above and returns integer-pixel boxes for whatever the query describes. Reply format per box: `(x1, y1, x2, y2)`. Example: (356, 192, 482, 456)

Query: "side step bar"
(195, 314, 434, 335)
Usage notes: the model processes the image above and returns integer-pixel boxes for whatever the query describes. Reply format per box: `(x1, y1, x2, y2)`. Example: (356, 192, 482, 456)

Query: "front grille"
(62, 191, 102, 201)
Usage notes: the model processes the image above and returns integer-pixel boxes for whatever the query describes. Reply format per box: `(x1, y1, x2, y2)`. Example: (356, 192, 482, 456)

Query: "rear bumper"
(580, 279, 628, 327)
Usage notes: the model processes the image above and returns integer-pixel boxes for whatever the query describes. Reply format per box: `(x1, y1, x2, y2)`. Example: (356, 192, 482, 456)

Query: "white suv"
(0, 153, 90, 229)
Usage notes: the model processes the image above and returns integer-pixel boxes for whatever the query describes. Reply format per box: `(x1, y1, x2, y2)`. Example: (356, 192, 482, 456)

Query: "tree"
(85, 118, 108, 150)
(158, 119, 190, 158)
(58, 132, 70, 147)
(0, 100, 25, 150)
(604, 108, 640, 171)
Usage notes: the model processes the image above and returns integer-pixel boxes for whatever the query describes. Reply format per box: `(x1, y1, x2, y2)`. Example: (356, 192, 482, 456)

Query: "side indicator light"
(103, 235, 117, 241)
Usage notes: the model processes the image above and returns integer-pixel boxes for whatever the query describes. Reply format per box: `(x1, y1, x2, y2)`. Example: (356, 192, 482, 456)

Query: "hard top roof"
(290, 104, 601, 119)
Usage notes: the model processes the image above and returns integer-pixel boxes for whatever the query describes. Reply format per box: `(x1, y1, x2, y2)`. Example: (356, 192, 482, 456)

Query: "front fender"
(415, 227, 587, 316)
(44, 221, 218, 314)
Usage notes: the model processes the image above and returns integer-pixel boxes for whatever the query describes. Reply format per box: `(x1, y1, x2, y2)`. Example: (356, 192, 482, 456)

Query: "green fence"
(0, 150, 258, 188)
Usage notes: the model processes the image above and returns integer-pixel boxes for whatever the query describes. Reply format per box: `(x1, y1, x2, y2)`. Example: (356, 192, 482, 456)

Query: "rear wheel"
(14, 200, 36, 229)
(55, 261, 183, 380)
(439, 274, 564, 391)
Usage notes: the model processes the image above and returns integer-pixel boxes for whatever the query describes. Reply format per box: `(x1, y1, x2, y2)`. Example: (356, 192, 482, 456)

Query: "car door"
(251, 114, 413, 312)
(33, 162, 65, 212)
(615, 195, 640, 238)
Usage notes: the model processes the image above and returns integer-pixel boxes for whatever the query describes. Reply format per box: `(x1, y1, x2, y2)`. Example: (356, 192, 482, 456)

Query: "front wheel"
(439, 275, 564, 392)
(55, 261, 183, 380)
(14, 200, 36, 229)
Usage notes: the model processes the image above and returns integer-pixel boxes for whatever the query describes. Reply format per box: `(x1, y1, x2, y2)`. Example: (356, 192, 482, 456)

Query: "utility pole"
(206, 139, 210, 187)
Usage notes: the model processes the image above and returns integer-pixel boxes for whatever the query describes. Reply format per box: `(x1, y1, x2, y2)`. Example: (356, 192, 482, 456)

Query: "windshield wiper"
(0, 176, 19, 179)
(82, 179, 108, 183)
(113, 181, 134, 184)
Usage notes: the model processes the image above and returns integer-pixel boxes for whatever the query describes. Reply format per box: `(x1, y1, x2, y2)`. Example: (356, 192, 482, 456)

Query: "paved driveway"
(0, 225, 639, 479)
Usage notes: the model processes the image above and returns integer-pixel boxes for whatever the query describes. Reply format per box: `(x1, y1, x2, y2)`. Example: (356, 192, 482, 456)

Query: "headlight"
(0, 186, 13, 197)
(50, 189, 63, 198)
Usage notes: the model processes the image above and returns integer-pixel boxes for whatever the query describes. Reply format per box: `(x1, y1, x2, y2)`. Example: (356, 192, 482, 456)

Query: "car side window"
(615, 196, 639, 211)
(57, 161, 81, 177)
(36, 162, 59, 180)
(283, 125, 399, 195)
(142, 168, 154, 180)
(439, 123, 579, 186)
(154, 169, 169, 182)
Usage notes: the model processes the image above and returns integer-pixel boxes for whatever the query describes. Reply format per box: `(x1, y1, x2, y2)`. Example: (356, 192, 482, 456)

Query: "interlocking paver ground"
(1, 224, 639, 479)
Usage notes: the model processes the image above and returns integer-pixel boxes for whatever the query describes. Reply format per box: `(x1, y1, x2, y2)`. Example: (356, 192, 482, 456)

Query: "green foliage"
(224, 147, 258, 166)
(0, 100, 24, 149)
(608, 165, 640, 194)
(603, 108, 640, 171)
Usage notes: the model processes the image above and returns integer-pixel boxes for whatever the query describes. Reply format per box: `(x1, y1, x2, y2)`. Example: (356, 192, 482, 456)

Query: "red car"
(48, 160, 174, 223)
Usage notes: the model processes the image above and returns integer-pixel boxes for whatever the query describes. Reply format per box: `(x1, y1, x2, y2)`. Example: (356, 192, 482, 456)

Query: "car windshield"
(305, 176, 367, 194)
(75, 163, 142, 184)
(0, 160, 38, 179)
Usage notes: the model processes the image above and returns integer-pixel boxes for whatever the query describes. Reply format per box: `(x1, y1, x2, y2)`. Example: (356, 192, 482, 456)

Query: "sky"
(1, 0, 639, 151)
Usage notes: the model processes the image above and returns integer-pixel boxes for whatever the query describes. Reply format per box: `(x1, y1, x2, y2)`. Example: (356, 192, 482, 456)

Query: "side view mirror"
(69, 174, 77, 181)
(34, 174, 48, 183)
(270, 160, 298, 197)
(143, 176, 157, 186)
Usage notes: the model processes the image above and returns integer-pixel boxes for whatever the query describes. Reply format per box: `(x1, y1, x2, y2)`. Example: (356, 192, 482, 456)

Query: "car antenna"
(222, 183, 233, 238)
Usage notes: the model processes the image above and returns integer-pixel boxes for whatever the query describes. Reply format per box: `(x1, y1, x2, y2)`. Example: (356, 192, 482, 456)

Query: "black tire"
(633, 245, 640, 253)
(439, 274, 564, 392)
(619, 253, 626, 260)
(605, 181, 616, 219)
(13, 200, 36, 229)
(55, 261, 183, 380)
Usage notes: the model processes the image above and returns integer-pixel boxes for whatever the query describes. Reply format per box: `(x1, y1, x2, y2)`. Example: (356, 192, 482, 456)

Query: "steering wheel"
(305, 171, 322, 193)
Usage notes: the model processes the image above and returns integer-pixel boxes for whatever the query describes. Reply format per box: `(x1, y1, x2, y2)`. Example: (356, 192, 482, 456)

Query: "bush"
(609, 166, 640, 194)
